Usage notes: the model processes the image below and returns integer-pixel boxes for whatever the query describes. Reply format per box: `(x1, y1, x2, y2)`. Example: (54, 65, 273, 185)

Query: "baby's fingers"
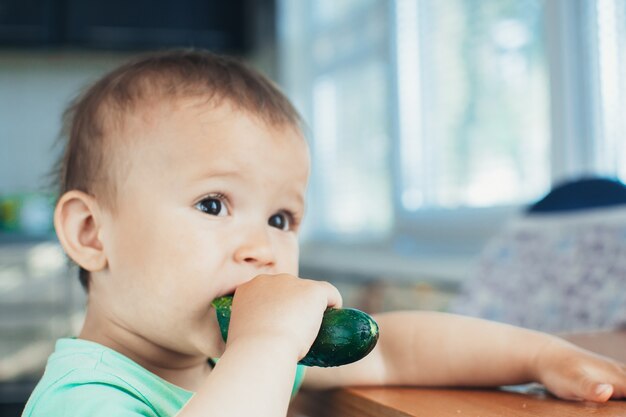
(318, 280, 343, 309)
(609, 364, 626, 399)
(542, 353, 626, 402)
(549, 375, 612, 402)
(572, 362, 626, 402)
(585, 381, 613, 402)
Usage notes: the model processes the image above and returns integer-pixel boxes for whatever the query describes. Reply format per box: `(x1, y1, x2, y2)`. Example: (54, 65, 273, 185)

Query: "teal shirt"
(22, 338, 306, 417)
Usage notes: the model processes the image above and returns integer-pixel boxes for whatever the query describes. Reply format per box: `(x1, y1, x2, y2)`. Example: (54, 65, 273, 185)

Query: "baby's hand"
(534, 337, 626, 402)
(223, 273, 342, 362)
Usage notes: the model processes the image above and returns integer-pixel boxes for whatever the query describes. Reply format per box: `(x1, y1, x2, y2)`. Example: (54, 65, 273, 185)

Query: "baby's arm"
(177, 337, 298, 417)
(303, 311, 626, 402)
(176, 274, 342, 417)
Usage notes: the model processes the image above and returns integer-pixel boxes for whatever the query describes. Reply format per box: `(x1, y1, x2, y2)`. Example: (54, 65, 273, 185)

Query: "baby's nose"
(232, 229, 276, 269)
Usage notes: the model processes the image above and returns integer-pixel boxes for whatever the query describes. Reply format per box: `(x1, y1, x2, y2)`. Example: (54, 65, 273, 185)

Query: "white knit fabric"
(450, 206, 626, 332)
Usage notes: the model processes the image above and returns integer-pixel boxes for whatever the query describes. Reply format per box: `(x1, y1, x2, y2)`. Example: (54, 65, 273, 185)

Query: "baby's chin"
(198, 335, 226, 359)
(189, 312, 226, 358)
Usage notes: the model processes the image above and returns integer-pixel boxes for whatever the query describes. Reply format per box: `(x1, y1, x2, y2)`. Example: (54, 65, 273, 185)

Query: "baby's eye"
(268, 212, 292, 231)
(195, 196, 229, 216)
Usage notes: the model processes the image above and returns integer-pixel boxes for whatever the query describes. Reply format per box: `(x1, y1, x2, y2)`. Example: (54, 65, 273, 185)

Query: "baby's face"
(94, 98, 309, 358)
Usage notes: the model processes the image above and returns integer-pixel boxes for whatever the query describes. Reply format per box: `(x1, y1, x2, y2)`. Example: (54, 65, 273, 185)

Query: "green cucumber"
(211, 295, 379, 367)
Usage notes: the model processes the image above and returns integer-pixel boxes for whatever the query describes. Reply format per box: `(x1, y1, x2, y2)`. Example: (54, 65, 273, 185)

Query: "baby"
(23, 50, 625, 417)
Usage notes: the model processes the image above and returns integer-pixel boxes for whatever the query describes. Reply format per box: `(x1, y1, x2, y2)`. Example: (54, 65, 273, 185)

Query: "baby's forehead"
(119, 95, 302, 141)
(107, 96, 309, 185)
(107, 95, 301, 157)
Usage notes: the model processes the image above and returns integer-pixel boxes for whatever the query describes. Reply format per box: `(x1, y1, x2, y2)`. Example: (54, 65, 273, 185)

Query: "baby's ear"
(54, 190, 107, 273)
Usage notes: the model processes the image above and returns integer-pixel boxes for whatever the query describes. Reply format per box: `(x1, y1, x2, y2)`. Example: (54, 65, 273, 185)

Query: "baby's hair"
(53, 49, 303, 291)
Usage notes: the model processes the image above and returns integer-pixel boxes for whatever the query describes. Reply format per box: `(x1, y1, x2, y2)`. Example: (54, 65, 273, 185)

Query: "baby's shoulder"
(22, 365, 159, 417)
(22, 338, 188, 417)
(22, 366, 158, 417)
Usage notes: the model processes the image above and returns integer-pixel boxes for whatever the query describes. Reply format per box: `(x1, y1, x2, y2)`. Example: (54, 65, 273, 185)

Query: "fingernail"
(595, 384, 612, 396)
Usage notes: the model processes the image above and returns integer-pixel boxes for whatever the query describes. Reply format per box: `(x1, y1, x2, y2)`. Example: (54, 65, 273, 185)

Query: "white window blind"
(594, 0, 626, 179)
(396, 0, 549, 210)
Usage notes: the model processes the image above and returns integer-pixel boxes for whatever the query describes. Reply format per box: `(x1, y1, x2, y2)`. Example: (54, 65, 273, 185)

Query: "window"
(396, 0, 548, 210)
(280, 1, 394, 239)
(279, 0, 626, 250)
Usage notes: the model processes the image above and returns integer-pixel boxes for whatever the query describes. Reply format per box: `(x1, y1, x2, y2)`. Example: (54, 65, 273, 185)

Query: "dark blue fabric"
(528, 177, 626, 213)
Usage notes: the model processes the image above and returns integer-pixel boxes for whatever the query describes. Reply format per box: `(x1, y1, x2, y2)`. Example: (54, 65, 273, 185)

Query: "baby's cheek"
(108, 220, 156, 271)
(279, 240, 300, 275)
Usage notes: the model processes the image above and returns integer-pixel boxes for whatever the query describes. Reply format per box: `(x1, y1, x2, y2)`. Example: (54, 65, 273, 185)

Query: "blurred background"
(2, 0, 626, 414)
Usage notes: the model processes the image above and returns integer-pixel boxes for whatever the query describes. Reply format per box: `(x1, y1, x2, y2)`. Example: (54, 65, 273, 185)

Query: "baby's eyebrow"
(188, 167, 306, 208)
(294, 193, 305, 207)
(285, 191, 305, 209)
(190, 168, 242, 182)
